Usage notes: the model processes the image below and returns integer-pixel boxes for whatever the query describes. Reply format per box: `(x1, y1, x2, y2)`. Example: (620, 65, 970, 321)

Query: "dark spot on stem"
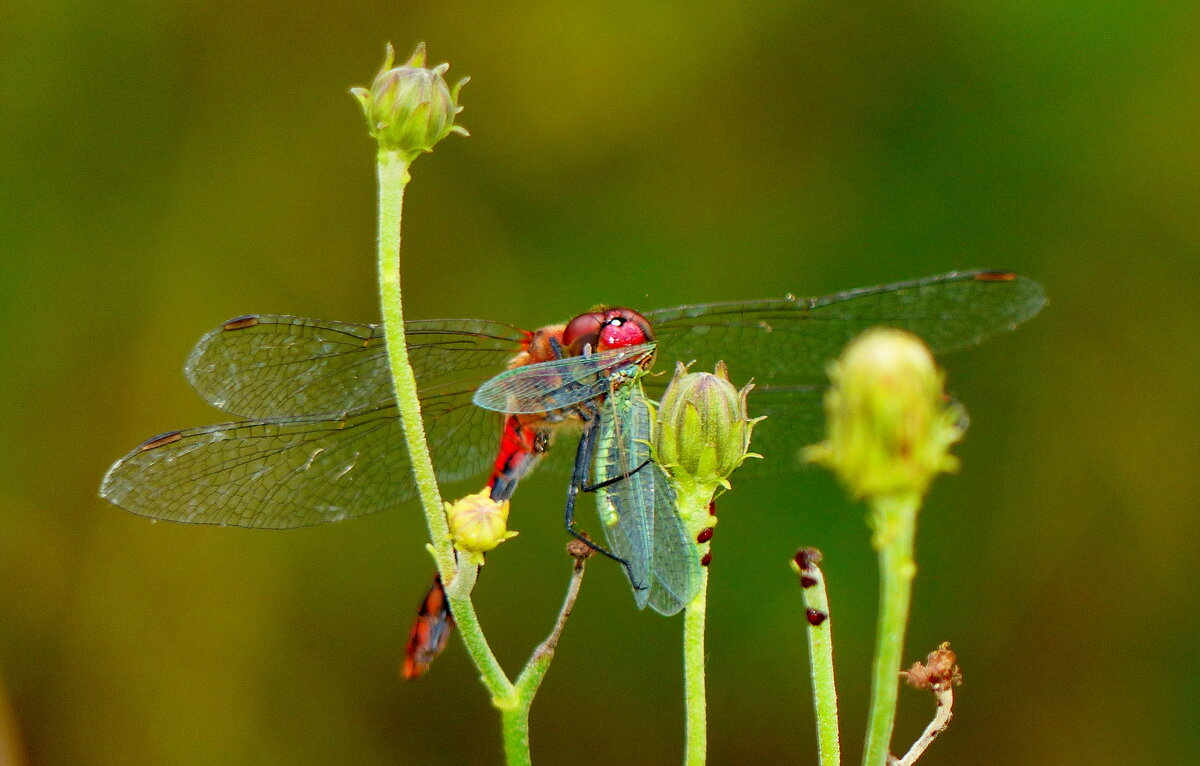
(794, 547, 822, 571)
(806, 609, 828, 626)
(800, 575, 818, 589)
(700, 551, 712, 567)
(696, 527, 714, 544)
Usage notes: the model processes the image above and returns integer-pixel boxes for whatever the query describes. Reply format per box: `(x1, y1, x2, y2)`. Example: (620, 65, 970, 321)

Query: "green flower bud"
(351, 42, 468, 160)
(445, 489, 518, 566)
(655, 362, 761, 504)
(803, 328, 964, 500)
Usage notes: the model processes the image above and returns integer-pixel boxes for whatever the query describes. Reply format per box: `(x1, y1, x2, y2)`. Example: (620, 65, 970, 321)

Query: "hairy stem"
(674, 485, 714, 766)
(375, 150, 455, 576)
(503, 556, 589, 764)
(683, 565, 710, 766)
(374, 148, 512, 703)
(796, 550, 841, 766)
(862, 493, 920, 766)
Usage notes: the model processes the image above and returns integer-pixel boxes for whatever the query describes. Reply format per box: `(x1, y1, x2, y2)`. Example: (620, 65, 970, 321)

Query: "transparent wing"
(473, 344, 657, 415)
(593, 385, 654, 601)
(100, 387, 499, 528)
(737, 385, 828, 474)
(423, 387, 507, 484)
(643, 462, 702, 616)
(645, 270, 1046, 387)
(185, 315, 528, 419)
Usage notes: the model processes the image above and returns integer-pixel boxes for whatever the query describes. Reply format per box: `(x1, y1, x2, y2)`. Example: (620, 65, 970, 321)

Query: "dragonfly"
(472, 335, 697, 612)
(100, 269, 1046, 675)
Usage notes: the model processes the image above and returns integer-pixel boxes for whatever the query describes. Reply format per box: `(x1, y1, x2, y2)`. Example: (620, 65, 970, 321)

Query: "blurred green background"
(2, 1, 1197, 764)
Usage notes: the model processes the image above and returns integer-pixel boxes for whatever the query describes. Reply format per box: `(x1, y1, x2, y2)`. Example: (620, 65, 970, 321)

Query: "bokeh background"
(2, 2, 1197, 764)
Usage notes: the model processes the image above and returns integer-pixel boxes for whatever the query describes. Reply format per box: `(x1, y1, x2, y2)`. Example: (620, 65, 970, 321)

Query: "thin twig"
(504, 543, 593, 764)
(889, 685, 954, 766)
(889, 643, 962, 766)
(535, 564, 584, 658)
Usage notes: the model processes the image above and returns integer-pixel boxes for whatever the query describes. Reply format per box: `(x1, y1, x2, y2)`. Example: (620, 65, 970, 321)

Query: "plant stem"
(892, 684, 954, 766)
(503, 556, 588, 765)
(375, 149, 456, 578)
(443, 564, 512, 700)
(683, 565, 710, 766)
(862, 493, 920, 766)
(374, 148, 512, 703)
(796, 550, 841, 766)
(498, 704, 532, 766)
(676, 486, 713, 766)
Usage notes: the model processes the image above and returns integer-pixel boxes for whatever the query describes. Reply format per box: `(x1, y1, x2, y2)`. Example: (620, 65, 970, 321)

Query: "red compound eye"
(563, 308, 655, 355)
(596, 308, 654, 350)
(562, 311, 605, 355)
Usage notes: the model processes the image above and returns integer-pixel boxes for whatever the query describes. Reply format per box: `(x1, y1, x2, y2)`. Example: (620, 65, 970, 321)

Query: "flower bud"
(444, 489, 517, 565)
(351, 43, 468, 160)
(655, 362, 761, 502)
(804, 328, 964, 500)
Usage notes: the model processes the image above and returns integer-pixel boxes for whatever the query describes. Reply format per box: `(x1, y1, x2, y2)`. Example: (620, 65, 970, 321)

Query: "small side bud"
(444, 489, 517, 566)
(655, 362, 762, 504)
(351, 42, 469, 160)
(804, 328, 964, 500)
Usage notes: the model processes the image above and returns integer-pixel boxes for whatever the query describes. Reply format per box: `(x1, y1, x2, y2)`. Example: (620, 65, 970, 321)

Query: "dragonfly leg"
(563, 416, 631, 569)
(580, 458, 652, 493)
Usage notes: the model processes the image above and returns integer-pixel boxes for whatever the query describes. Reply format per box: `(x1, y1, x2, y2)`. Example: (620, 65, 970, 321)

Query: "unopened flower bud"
(351, 42, 468, 160)
(804, 328, 964, 500)
(655, 362, 761, 504)
(445, 489, 517, 565)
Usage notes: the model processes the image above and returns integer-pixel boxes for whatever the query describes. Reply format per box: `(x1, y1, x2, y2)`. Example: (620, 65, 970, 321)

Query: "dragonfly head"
(563, 308, 655, 356)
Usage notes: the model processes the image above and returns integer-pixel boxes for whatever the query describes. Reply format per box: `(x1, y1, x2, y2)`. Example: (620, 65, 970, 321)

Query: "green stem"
(374, 148, 513, 704)
(797, 552, 841, 766)
(502, 558, 588, 765)
(861, 493, 920, 766)
(677, 485, 713, 766)
(683, 565, 710, 766)
(499, 704, 532, 766)
(375, 150, 456, 578)
(444, 564, 512, 701)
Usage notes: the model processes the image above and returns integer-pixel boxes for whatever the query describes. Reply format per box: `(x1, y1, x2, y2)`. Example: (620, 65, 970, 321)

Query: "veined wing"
(186, 315, 529, 419)
(100, 386, 496, 528)
(646, 270, 1046, 387)
(473, 343, 657, 415)
(593, 381, 700, 614)
(643, 458, 702, 615)
(731, 384, 828, 475)
(593, 384, 654, 602)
